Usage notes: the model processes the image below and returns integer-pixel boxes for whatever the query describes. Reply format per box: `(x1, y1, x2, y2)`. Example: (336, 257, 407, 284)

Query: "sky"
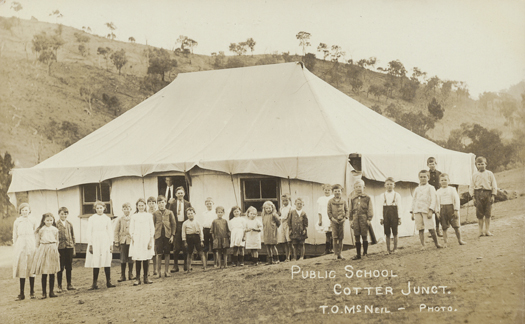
(1, 0, 524, 98)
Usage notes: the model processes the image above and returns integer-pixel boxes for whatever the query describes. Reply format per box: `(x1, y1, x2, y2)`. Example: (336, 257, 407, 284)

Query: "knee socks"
(93, 268, 100, 282)
(41, 275, 54, 294)
(57, 268, 63, 287)
(66, 269, 72, 285)
(29, 277, 35, 294)
(361, 235, 368, 255)
(19, 278, 25, 295)
(135, 261, 142, 279)
(41, 274, 47, 295)
(104, 267, 111, 282)
(143, 261, 149, 278)
(49, 274, 55, 293)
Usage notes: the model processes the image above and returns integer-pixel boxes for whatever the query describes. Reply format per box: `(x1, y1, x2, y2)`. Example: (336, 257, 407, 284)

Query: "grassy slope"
(0, 18, 515, 168)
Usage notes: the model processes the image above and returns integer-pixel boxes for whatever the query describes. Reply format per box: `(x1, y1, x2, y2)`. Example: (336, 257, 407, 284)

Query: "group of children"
(323, 155, 496, 260)
(12, 156, 497, 300)
(12, 204, 76, 301)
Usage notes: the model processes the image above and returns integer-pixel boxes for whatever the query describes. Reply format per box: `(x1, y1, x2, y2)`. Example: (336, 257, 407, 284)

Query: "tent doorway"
(158, 176, 189, 201)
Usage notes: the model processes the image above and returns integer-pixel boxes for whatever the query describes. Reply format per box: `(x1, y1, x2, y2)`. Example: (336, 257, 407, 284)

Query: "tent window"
(241, 178, 280, 213)
(82, 181, 112, 215)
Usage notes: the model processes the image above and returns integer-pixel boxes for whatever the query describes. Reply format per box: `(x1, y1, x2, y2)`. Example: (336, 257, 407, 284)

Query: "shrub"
(225, 56, 244, 69)
(445, 123, 514, 170)
(370, 104, 382, 114)
(0, 216, 16, 245)
(141, 75, 168, 94)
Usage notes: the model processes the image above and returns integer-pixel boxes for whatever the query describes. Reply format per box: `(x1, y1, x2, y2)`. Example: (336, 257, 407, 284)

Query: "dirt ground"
(1, 172, 524, 324)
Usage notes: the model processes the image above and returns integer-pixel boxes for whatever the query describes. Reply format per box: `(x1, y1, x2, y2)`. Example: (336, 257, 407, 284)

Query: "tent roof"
(9, 62, 473, 193)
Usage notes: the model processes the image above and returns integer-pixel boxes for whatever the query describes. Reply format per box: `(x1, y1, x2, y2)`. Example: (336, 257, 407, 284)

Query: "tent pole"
(55, 189, 60, 208)
(230, 173, 239, 206)
(142, 177, 146, 199)
(466, 201, 469, 224)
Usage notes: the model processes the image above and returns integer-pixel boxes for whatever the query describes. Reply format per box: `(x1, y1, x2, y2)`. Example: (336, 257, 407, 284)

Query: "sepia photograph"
(0, 0, 524, 323)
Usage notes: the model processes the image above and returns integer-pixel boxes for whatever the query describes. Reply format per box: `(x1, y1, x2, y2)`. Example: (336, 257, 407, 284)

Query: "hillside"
(0, 17, 521, 169)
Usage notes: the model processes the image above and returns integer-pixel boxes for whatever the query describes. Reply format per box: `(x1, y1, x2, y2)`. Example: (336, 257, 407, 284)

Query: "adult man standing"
(169, 186, 192, 272)
(164, 177, 175, 205)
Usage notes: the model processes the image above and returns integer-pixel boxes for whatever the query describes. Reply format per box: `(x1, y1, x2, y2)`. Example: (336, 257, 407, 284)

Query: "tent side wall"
(21, 170, 419, 255)
(21, 170, 362, 252)
(363, 180, 418, 240)
(28, 187, 82, 244)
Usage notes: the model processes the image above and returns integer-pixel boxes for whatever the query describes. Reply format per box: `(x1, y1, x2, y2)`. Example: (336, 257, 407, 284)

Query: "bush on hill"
(445, 123, 515, 170)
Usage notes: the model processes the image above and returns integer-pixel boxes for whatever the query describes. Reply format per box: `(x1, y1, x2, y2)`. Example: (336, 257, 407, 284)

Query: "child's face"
(419, 173, 429, 185)
(217, 210, 224, 219)
(354, 183, 364, 195)
(248, 211, 257, 220)
(157, 200, 167, 210)
(44, 216, 54, 227)
(333, 189, 342, 198)
(440, 177, 449, 188)
(176, 190, 185, 200)
(233, 209, 241, 217)
(295, 201, 303, 210)
(264, 205, 273, 214)
(282, 198, 289, 207)
(324, 188, 332, 196)
(205, 201, 213, 210)
(476, 161, 486, 171)
(137, 202, 146, 212)
(59, 210, 68, 221)
(122, 206, 131, 216)
(385, 181, 395, 192)
(147, 200, 156, 210)
(95, 205, 105, 215)
(187, 210, 195, 221)
(20, 207, 30, 217)
(428, 161, 437, 171)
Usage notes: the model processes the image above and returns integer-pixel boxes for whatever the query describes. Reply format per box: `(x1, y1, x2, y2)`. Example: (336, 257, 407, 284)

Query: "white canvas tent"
(8, 62, 474, 251)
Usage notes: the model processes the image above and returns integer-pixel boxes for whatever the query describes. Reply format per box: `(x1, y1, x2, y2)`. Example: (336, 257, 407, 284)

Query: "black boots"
(363, 241, 368, 256)
(105, 267, 116, 288)
(118, 263, 127, 282)
(90, 268, 99, 290)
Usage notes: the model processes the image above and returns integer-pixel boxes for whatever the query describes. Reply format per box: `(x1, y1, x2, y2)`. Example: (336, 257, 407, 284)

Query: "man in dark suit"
(169, 186, 192, 272)
(164, 177, 175, 205)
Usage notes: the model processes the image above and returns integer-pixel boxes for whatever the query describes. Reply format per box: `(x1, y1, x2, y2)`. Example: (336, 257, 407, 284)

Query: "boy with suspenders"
(380, 177, 402, 254)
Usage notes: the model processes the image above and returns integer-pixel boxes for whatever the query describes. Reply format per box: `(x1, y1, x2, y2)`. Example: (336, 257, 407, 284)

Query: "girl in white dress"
(130, 198, 155, 285)
(31, 213, 60, 298)
(316, 184, 334, 254)
(85, 201, 115, 290)
(12, 203, 36, 300)
(244, 206, 263, 266)
(277, 194, 293, 262)
(229, 206, 246, 266)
